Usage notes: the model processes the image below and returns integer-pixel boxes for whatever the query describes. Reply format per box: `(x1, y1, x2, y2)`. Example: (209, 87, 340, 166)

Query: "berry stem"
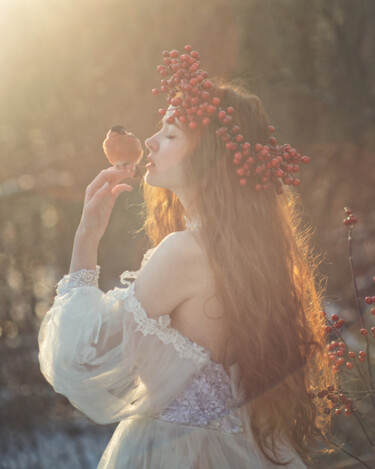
(318, 430, 373, 468)
(353, 411, 375, 449)
(347, 225, 375, 398)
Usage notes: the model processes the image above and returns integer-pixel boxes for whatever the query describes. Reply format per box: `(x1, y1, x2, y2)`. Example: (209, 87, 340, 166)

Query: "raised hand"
(79, 166, 135, 244)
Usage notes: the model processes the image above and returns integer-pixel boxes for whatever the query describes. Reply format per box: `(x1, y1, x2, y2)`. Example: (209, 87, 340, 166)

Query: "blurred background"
(1, 0, 375, 467)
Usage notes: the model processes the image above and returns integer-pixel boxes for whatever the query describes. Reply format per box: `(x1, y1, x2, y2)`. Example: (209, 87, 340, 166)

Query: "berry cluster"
(310, 386, 354, 416)
(326, 338, 367, 372)
(152, 45, 310, 192)
(321, 309, 373, 369)
(343, 207, 358, 226)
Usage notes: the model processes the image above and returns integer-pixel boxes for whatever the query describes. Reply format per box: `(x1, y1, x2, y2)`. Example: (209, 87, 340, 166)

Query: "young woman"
(39, 46, 333, 468)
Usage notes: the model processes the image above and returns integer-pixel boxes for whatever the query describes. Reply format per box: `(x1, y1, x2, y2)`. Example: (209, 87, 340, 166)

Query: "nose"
(145, 133, 158, 152)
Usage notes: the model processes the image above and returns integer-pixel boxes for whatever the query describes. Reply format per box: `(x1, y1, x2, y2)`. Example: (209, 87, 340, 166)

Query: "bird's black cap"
(110, 125, 126, 134)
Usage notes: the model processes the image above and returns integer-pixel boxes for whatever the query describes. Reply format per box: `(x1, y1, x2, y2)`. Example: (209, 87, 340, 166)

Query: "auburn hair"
(140, 83, 335, 464)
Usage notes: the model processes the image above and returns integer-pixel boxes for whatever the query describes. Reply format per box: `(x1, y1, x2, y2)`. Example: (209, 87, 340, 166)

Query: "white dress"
(38, 245, 307, 468)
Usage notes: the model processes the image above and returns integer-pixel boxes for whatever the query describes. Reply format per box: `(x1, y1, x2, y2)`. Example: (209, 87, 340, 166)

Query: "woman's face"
(144, 108, 191, 191)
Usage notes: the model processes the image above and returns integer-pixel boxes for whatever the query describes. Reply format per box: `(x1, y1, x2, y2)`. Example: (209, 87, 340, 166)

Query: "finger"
(86, 168, 134, 200)
(111, 183, 133, 197)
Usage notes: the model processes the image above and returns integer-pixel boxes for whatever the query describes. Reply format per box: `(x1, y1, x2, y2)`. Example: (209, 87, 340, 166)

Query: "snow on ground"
(0, 420, 114, 469)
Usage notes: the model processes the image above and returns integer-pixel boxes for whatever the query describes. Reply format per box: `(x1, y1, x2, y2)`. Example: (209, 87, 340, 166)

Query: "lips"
(147, 155, 156, 165)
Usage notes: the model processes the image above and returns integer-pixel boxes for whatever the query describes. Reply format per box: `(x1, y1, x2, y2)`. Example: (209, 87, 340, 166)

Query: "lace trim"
(184, 215, 201, 231)
(56, 266, 100, 296)
(113, 283, 210, 369)
(120, 247, 157, 287)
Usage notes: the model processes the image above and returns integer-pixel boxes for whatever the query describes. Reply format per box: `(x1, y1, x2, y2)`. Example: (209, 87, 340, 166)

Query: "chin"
(145, 172, 165, 189)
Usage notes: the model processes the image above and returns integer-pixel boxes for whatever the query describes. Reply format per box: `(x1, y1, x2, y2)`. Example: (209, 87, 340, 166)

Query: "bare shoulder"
(133, 231, 205, 319)
(157, 230, 204, 259)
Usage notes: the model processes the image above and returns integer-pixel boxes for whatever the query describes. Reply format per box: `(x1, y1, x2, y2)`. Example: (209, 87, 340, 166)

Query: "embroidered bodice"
(155, 353, 243, 433)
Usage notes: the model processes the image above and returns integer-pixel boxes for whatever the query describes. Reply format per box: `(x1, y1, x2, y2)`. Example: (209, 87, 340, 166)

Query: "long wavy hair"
(140, 83, 334, 464)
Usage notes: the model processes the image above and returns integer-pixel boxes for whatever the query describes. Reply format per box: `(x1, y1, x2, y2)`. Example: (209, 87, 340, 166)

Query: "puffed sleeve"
(38, 251, 210, 425)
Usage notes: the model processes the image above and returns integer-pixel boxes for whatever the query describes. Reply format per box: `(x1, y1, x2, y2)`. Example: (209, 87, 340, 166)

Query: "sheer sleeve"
(38, 249, 210, 425)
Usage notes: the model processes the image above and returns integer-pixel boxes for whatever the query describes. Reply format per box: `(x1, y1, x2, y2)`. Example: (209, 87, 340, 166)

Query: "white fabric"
(38, 247, 307, 468)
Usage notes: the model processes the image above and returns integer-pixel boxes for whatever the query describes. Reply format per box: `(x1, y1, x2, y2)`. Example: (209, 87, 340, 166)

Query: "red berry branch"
(312, 208, 375, 466)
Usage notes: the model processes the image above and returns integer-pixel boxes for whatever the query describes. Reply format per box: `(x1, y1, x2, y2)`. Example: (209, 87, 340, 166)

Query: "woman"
(39, 46, 333, 468)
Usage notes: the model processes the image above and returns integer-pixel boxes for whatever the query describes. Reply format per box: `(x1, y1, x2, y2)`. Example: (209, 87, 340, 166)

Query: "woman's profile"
(38, 45, 333, 468)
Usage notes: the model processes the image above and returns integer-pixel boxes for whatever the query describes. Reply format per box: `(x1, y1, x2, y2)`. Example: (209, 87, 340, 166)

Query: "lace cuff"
(56, 266, 101, 296)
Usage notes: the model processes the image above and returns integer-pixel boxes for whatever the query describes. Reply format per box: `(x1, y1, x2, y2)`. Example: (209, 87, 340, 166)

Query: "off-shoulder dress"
(38, 246, 307, 468)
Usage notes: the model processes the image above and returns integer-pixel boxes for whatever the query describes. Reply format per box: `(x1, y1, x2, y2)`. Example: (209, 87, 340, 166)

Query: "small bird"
(103, 124, 144, 177)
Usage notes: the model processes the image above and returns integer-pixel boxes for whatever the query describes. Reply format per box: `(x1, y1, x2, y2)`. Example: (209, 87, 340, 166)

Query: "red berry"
(170, 49, 179, 58)
(255, 143, 263, 152)
(361, 329, 368, 336)
(268, 125, 275, 133)
(371, 308, 375, 316)
(359, 356, 366, 363)
(331, 314, 339, 322)
(348, 351, 355, 358)
(189, 121, 197, 130)
(202, 117, 210, 126)
(324, 325, 332, 333)
(152, 88, 159, 95)
(336, 350, 344, 357)
(371, 327, 375, 334)
(218, 110, 226, 121)
(365, 297, 373, 304)
(184, 44, 192, 52)
(243, 142, 251, 151)
(336, 319, 345, 328)
(212, 97, 220, 106)
(239, 178, 247, 186)
(227, 107, 234, 114)
(301, 156, 310, 164)
(203, 80, 212, 89)
(166, 116, 175, 124)
(372, 296, 375, 303)
(335, 409, 342, 415)
(346, 362, 354, 370)
(344, 408, 352, 416)
(159, 108, 167, 116)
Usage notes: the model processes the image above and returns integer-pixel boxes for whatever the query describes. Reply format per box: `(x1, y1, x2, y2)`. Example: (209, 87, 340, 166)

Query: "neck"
(173, 186, 199, 225)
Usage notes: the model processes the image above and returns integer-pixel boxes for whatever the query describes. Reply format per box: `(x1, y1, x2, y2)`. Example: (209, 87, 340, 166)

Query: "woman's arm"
(69, 227, 99, 273)
(69, 165, 135, 273)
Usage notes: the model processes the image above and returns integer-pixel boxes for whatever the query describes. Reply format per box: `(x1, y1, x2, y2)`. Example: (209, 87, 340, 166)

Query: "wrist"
(75, 225, 101, 247)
